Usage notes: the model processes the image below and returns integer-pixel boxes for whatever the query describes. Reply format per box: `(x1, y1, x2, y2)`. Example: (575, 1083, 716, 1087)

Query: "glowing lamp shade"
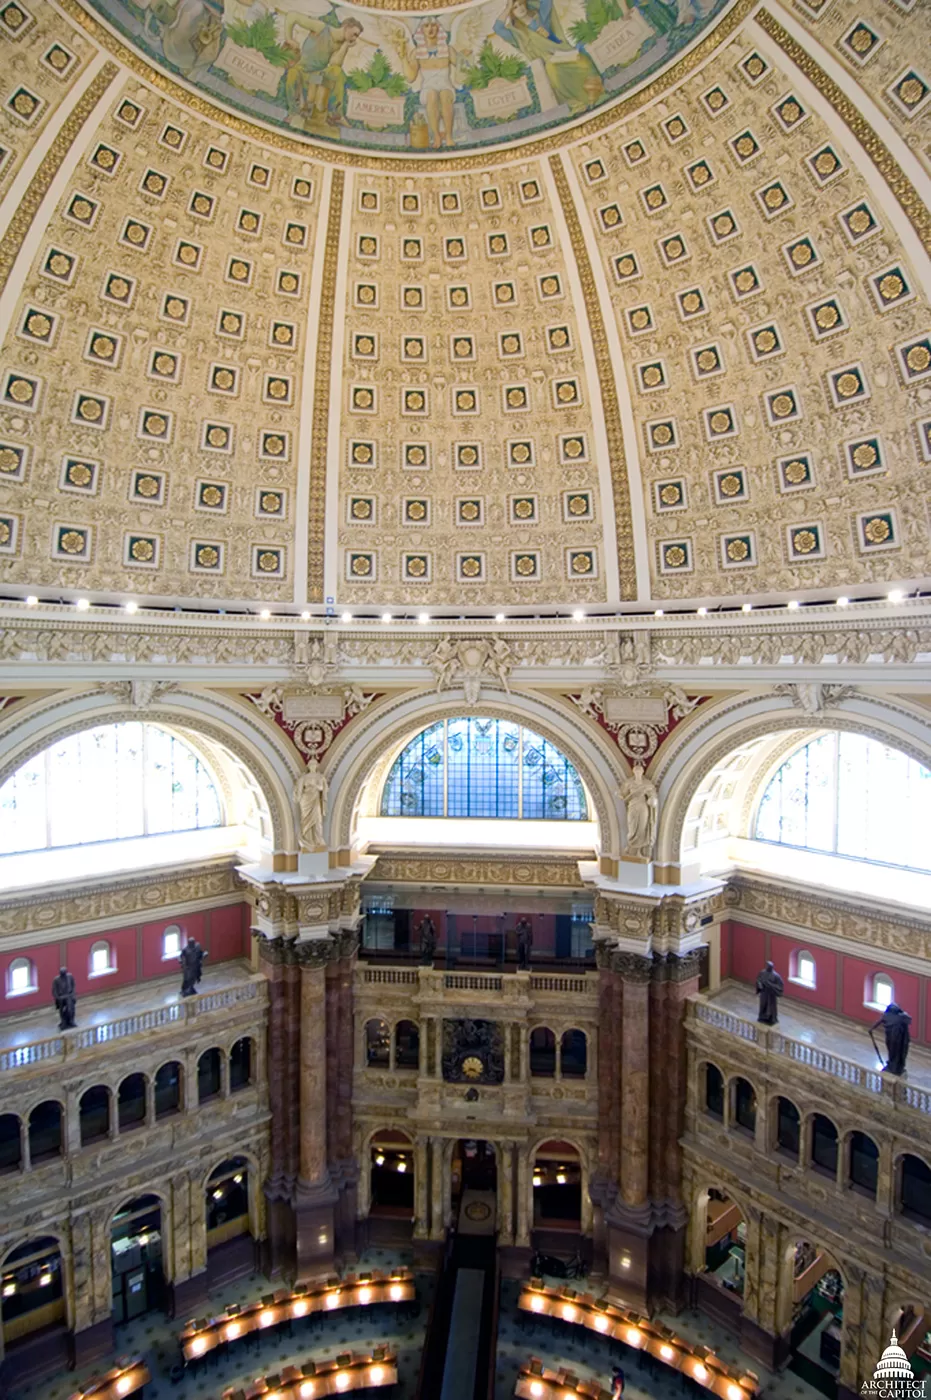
(530, 1384, 544, 1399)
(226, 1321, 241, 1339)
(661, 1345, 674, 1361)
(390, 1284, 403, 1301)
(335, 1373, 350, 1392)
(2, 1284, 15, 1297)
(327, 1291, 341, 1309)
(561, 1303, 576, 1321)
(292, 1299, 308, 1317)
(191, 1337, 206, 1355)
(212, 1189, 223, 1201)
(530, 1295, 545, 1312)
(532, 1175, 543, 1188)
(556, 1173, 567, 1185)
(300, 1384, 316, 1399)
(626, 1327, 641, 1346)
(116, 1377, 132, 1396)
(728, 1386, 744, 1400)
(370, 1365, 384, 1384)
(38, 1272, 52, 1287)
(693, 1365, 708, 1383)
(594, 1314, 609, 1333)
(396, 1161, 407, 1173)
(358, 1286, 372, 1304)
(375, 1153, 385, 1166)
(260, 1308, 275, 1327)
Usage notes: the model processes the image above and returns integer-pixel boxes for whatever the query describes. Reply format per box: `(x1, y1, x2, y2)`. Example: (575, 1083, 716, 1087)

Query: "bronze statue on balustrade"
(52, 966, 76, 1030)
(870, 1003, 911, 1076)
(180, 938, 207, 997)
(755, 961, 783, 1025)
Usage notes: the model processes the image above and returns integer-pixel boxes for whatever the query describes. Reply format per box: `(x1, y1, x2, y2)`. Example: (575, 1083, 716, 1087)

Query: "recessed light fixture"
(572, 609, 585, 621)
(837, 596, 849, 607)
(300, 610, 311, 621)
(76, 597, 90, 610)
(125, 600, 138, 614)
(341, 611, 352, 623)
(742, 602, 752, 612)
(25, 595, 38, 606)
(787, 599, 799, 610)
(381, 612, 391, 623)
(495, 613, 505, 622)
(418, 612, 429, 624)
(655, 608, 663, 617)
(259, 608, 271, 620)
(888, 589, 904, 602)
(697, 606, 707, 616)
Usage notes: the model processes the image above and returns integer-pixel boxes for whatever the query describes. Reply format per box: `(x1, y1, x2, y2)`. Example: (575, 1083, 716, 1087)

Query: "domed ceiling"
(0, 0, 928, 612)
(77, 0, 732, 155)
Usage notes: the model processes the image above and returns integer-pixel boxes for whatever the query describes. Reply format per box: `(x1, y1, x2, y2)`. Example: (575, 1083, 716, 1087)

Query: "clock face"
(462, 1055, 484, 1080)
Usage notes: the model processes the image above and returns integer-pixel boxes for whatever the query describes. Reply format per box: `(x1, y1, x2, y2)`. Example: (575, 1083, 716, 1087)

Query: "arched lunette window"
(381, 717, 587, 820)
(755, 732, 931, 871)
(0, 723, 222, 855)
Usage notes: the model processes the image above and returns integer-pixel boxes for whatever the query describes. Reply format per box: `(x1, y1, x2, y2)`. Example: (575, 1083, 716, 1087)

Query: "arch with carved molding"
(0, 688, 299, 852)
(323, 688, 624, 856)
(651, 692, 931, 868)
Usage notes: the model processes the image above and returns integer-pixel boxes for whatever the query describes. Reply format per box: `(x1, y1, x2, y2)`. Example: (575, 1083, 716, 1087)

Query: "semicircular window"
(755, 731, 930, 872)
(381, 717, 587, 821)
(0, 722, 222, 854)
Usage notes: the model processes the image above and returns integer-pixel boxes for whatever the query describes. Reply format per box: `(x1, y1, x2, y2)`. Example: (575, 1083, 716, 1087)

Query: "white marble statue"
(295, 758, 328, 850)
(619, 762, 658, 860)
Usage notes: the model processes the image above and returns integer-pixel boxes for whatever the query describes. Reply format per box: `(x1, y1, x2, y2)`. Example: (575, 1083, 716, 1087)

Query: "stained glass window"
(0, 722, 222, 854)
(755, 731, 930, 871)
(381, 717, 587, 820)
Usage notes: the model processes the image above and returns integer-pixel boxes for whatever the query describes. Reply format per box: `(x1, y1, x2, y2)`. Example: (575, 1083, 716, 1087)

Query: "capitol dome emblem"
(861, 1332, 925, 1398)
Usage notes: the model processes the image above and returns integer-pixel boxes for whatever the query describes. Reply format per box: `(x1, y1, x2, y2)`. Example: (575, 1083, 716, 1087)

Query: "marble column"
(619, 957, 651, 1209)
(516, 1147, 531, 1248)
(413, 1137, 429, 1238)
(498, 1142, 514, 1245)
(295, 946, 338, 1278)
(430, 1136, 445, 1241)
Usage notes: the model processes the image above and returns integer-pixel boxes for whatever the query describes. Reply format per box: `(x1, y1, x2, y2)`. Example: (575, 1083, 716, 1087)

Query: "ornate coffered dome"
(0, 0, 928, 611)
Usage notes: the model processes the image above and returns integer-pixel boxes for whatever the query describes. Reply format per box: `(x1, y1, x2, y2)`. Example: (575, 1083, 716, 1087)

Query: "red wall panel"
(729, 922, 766, 984)
(140, 911, 207, 980)
(841, 954, 920, 1029)
(720, 920, 733, 980)
(209, 904, 248, 963)
(66, 924, 138, 995)
(0, 941, 62, 1015)
(768, 932, 837, 1010)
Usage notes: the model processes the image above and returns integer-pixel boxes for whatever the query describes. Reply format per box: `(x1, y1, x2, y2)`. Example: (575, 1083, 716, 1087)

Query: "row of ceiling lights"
(12, 590, 912, 621)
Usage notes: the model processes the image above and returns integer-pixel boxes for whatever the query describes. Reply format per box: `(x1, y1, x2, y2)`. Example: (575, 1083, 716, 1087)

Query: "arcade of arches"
(1, 0, 931, 1395)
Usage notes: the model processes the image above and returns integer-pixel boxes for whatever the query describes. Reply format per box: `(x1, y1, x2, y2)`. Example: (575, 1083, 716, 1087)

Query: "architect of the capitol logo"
(861, 1333, 927, 1398)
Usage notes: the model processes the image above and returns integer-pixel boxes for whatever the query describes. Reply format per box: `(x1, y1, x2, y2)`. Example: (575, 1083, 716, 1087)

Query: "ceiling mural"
(85, 0, 730, 152)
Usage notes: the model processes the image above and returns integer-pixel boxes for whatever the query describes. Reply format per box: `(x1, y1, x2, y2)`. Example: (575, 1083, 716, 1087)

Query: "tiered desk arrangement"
(220, 1345, 397, 1397)
(179, 1269, 415, 1363)
(66, 1358, 151, 1399)
(517, 1283, 760, 1400)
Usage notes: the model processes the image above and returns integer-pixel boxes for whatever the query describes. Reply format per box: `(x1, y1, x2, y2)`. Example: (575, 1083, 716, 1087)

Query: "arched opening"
(79, 1085, 110, 1146)
(785, 1241, 844, 1387)
(702, 1189, 745, 1299)
(532, 1140, 581, 1238)
(7, 957, 36, 998)
(810, 1114, 839, 1178)
(394, 1020, 420, 1070)
(889, 1304, 930, 1381)
(117, 1073, 147, 1132)
(229, 1037, 253, 1091)
(774, 1097, 800, 1159)
(111, 1194, 165, 1324)
(866, 972, 895, 1009)
(529, 1027, 556, 1077)
(559, 1029, 587, 1077)
(197, 1047, 222, 1102)
(731, 1077, 757, 1135)
(154, 1061, 181, 1118)
(0, 1115, 21, 1173)
(452, 1140, 497, 1235)
(369, 1130, 414, 1223)
(89, 939, 115, 977)
(365, 1018, 390, 1068)
(28, 1101, 62, 1162)
(899, 1154, 931, 1226)
(704, 1063, 724, 1119)
(847, 1131, 879, 1198)
(1, 1237, 64, 1351)
(205, 1157, 252, 1284)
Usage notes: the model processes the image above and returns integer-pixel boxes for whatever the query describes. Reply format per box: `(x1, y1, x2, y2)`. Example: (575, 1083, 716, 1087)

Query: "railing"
(530, 975, 590, 994)
(363, 968, 419, 985)
(0, 978, 266, 1073)
(691, 1000, 922, 1107)
(444, 973, 503, 992)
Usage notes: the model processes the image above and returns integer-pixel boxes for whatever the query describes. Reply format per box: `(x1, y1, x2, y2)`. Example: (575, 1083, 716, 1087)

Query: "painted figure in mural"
(180, 939, 207, 996)
(755, 960, 784, 1025)
(872, 1003, 911, 1076)
(619, 762, 657, 859)
(149, 0, 223, 75)
(295, 758, 328, 850)
(52, 967, 77, 1030)
(419, 915, 437, 965)
(395, 17, 461, 148)
(281, 12, 364, 128)
(493, 0, 603, 115)
(516, 916, 532, 970)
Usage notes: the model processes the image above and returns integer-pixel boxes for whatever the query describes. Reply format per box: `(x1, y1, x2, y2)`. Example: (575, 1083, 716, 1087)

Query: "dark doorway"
(111, 1195, 165, 1323)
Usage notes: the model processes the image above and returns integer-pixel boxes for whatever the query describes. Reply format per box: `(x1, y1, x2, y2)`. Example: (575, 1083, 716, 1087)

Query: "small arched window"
(162, 925, 182, 960)
(866, 973, 894, 1009)
(89, 940, 114, 977)
(792, 950, 816, 988)
(7, 957, 36, 997)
